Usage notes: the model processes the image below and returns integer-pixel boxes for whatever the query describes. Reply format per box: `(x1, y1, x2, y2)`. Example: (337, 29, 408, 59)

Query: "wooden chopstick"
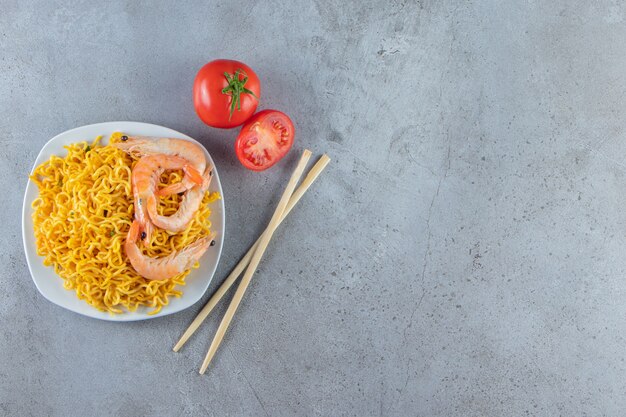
(198, 149, 312, 374)
(173, 154, 331, 353)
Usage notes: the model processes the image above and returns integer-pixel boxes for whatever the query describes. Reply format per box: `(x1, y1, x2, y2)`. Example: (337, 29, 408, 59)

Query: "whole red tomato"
(193, 59, 261, 129)
(235, 109, 295, 171)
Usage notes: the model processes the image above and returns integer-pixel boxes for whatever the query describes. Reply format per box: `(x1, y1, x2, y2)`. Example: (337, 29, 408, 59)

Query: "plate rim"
(21, 121, 225, 322)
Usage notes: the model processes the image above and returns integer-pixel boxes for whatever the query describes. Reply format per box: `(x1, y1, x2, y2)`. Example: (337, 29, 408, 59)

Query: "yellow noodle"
(30, 133, 219, 314)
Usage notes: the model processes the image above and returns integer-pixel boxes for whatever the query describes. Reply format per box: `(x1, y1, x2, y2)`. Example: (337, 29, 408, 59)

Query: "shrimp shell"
(125, 220, 216, 281)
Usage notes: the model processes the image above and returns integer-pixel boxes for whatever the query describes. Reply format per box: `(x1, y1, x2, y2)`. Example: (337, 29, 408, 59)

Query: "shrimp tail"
(183, 165, 203, 185)
(155, 166, 203, 197)
(156, 181, 188, 197)
(156, 166, 212, 197)
(153, 165, 203, 198)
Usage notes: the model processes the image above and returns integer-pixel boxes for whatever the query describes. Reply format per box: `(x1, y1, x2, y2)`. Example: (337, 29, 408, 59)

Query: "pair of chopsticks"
(173, 149, 331, 374)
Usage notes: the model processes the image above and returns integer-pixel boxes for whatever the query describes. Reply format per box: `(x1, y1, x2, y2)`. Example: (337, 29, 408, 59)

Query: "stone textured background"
(2, 0, 626, 416)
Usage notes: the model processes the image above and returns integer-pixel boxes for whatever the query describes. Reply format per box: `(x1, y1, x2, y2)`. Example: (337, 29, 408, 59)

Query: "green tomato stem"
(221, 69, 259, 120)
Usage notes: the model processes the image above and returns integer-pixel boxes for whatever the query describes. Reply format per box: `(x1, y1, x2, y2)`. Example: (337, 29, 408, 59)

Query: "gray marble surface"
(2, 0, 626, 416)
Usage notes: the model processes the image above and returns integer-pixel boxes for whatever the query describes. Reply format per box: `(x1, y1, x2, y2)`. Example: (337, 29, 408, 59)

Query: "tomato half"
(193, 59, 261, 129)
(235, 110, 295, 171)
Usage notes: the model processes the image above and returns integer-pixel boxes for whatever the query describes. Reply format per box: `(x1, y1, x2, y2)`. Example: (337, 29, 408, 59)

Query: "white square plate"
(21, 122, 225, 321)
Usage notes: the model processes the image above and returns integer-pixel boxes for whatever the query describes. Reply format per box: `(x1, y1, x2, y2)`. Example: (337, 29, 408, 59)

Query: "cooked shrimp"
(114, 135, 206, 196)
(146, 167, 213, 233)
(132, 154, 203, 242)
(125, 220, 216, 281)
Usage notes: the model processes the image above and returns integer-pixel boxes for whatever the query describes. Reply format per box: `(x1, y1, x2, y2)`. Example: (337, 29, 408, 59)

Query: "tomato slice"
(235, 110, 295, 171)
